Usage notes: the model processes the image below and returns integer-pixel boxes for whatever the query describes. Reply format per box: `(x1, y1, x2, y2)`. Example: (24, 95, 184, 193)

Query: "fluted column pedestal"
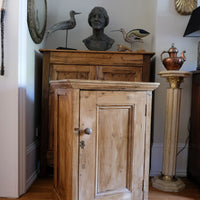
(151, 70, 191, 192)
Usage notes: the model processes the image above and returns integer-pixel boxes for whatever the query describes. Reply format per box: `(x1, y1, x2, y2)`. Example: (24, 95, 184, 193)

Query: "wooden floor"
(0, 177, 200, 200)
(149, 178, 200, 200)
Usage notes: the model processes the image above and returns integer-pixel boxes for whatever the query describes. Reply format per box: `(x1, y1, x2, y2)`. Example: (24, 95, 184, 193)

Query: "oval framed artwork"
(27, 0, 47, 43)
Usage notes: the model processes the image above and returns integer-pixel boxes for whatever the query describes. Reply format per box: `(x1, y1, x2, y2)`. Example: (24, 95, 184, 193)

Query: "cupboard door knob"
(84, 128, 92, 135)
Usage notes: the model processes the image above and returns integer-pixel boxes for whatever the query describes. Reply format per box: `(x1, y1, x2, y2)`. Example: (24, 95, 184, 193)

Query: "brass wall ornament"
(175, 0, 197, 15)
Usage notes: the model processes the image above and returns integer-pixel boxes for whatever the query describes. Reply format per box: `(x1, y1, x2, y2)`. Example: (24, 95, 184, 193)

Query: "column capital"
(158, 70, 191, 89)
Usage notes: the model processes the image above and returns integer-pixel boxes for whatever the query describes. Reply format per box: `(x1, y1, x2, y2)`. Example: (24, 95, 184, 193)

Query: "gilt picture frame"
(27, 0, 47, 44)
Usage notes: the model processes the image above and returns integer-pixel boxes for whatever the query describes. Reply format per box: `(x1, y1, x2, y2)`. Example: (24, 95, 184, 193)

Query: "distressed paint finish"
(152, 71, 191, 192)
(51, 79, 159, 200)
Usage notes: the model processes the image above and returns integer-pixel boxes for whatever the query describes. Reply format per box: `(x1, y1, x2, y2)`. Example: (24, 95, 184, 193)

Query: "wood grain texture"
(51, 80, 158, 200)
(143, 91, 153, 200)
(98, 66, 142, 81)
(1, 177, 200, 200)
(53, 88, 79, 200)
(79, 90, 146, 200)
(50, 79, 159, 91)
(97, 106, 130, 194)
(79, 91, 97, 200)
(40, 49, 155, 176)
(50, 65, 96, 80)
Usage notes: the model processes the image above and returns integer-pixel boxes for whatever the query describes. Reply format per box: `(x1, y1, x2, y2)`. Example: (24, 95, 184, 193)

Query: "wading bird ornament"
(117, 44, 132, 52)
(111, 28, 150, 51)
(45, 10, 81, 49)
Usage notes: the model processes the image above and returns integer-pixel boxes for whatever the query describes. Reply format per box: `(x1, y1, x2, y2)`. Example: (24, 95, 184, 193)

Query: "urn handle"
(160, 51, 168, 62)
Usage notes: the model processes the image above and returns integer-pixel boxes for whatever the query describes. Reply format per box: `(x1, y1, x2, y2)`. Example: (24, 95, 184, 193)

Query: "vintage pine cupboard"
(50, 79, 159, 200)
(39, 49, 155, 175)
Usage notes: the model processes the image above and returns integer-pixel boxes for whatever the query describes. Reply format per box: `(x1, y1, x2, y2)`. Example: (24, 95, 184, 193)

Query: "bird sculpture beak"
(110, 30, 120, 32)
(75, 12, 81, 15)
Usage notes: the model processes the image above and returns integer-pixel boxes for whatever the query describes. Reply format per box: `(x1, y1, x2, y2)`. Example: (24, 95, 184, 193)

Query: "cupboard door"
(50, 65, 96, 80)
(98, 66, 142, 81)
(79, 91, 147, 200)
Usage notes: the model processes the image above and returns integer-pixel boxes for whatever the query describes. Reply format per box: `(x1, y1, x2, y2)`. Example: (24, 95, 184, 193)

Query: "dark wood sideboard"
(39, 49, 155, 176)
(188, 70, 200, 183)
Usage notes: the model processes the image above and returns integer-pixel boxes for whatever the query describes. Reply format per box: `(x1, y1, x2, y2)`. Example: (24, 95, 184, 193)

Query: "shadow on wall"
(26, 51, 43, 190)
(34, 51, 43, 139)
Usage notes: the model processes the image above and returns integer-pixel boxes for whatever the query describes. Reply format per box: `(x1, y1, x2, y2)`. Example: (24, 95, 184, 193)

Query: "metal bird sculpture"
(111, 28, 150, 50)
(45, 10, 81, 49)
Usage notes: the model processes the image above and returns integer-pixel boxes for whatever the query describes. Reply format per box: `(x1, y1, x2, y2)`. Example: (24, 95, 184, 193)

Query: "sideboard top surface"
(40, 49, 155, 57)
(50, 79, 160, 91)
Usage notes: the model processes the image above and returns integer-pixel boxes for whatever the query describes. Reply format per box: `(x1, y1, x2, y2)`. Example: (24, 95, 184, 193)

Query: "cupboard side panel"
(53, 89, 75, 200)
(48, 65, 96, 168)
(143, 92, 153, 200)
(79, 91, 97, 200)
(40, 52, 51, 176)
(72, 89, 80, 200)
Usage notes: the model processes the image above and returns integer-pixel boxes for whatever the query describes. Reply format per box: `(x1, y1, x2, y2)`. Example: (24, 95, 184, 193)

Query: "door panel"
(79, 91, 146, 200)
(79, 91, 97, 200)
(98, 66, 142, 82)
(97, 106, 132, 196)
(50, 65, 96, 80)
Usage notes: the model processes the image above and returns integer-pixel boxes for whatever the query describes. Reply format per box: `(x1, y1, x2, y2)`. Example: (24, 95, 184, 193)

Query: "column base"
(151, 175, 185, 192)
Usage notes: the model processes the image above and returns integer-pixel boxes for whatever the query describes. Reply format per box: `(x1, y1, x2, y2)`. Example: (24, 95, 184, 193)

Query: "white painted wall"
(0, 0, 20, 197)
(45, 0, 156, 51)
(151, 0, 200, 176)
(19, 0, 43, 194)
(0, 0, 43, 197)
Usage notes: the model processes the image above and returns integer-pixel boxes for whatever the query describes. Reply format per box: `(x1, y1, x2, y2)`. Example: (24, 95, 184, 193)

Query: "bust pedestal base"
(151, 176, 185, 192)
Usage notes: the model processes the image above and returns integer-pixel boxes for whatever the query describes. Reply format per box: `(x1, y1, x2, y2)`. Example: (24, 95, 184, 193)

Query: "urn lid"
(168, 43, 178, 53)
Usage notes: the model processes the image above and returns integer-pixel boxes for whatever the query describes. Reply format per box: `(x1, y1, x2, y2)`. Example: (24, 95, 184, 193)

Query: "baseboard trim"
(26, 139, 40, 155)
(26, 168, 40, 190)
(18, 88, 26, 196)
(26, 139, 40, 190)
(150, 143, 188, 177)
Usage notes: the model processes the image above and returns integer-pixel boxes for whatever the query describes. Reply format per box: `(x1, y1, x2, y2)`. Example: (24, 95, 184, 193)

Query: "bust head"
(83, 7, 114, 51)
(88, 7, 109, 30)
